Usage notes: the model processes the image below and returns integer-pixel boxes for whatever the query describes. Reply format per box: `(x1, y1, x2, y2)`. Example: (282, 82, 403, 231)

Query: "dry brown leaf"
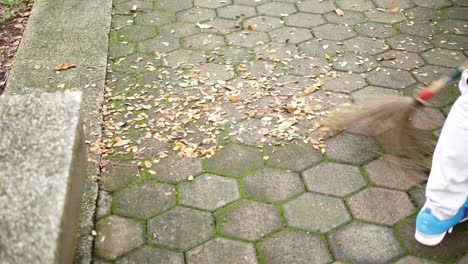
(382, 55, 396, 61)
(304, 86, 318, 95)
(228, 95, 241, 101)
(334, 9, 344, 17)
(388, 6, 399, 12)
(129, 5, 137, 13)
(144, 161, 152, 168)
(54, 63, 76, 71)
(247, 25, 253, 31)
(114, 139, 131, 147)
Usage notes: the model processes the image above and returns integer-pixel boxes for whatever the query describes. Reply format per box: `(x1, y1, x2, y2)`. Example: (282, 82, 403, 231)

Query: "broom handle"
(418, 61, 468, 101)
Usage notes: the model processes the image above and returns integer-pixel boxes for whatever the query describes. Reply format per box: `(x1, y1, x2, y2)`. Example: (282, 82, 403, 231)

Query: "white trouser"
(424, 70, 468, 220)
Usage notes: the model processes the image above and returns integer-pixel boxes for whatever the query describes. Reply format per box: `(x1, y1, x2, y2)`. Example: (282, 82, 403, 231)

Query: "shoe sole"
(414, 216, 468, 246)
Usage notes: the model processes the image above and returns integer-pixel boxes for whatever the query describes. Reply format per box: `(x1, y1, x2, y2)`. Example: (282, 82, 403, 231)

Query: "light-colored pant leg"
(424, 70, 468, 220)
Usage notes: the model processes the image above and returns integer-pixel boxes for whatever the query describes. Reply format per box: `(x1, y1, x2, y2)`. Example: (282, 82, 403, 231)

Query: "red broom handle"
(418, 61, 468, 101)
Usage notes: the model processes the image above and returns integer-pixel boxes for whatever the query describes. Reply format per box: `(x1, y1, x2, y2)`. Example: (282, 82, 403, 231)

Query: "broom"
(321, 61, 468, 168)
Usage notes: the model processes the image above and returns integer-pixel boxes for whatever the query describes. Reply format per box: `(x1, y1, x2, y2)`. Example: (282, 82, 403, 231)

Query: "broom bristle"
(321, 95, 435, 169)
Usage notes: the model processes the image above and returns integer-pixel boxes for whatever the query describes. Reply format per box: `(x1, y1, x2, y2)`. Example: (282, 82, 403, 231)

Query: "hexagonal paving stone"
(303, 163, 366, 196)
(283, 193, 350, 233)
(96, 190, 113, 219)
(196, 63, 235, 82)
(115, 246, 184, 264)
(243, 16, 283, 32)
(397, 218, 468, 261)
(299, 39, 347, 58)
(432, 34, 467, 51)
(203, 18, 241, 35)
(111, 15, 133, 30)
(347, 187, 415, 225)
(254, 42, 299, 61)
(373, 0, 414, 9)
(114, 54, 161, 73)
(410, 107, 446, 130)
(218, 46, 252, 63)
(216, 200, 282, 241)
(156, 0, 193, 12)
(148, 207, 214, 250)
(393, 256, 440, 264)
(164, 49, 206, 68)
(319, 72, 367, 92)
(109, 41, 134, 59)
(329, 222, 403, 264)
(115, 181, 176, 219)
(324, 10, 365, 25)
(135, 11, 175, 27)
(364, 158, 427, 191)
(336, 0, 375, 11)
(259, 230, 332, 264)
(332, 53, 378, 73)
(387, 34, 434, 53)
(177, 7, 216, 23)
(412, 0, 451, 9)
(243, 168, 304, 203)
(100, 161, 139, 191)
(138, 36, 179, 54)
(114, 1, 153, 14)
(412, 64, 453, 85)
(149, 154, 202, 183)
(184, 33, 225, 50)
(365, 9, 406, 24)
(269, 27, 312, 44)
(205, 144, 263, 178)
(186, 238, 258, 264)
(397, 21, 440, 37)
(405, 7, 445, 21)
(422, 48, 466, 68)
(94, 216, 145, 261)
(352, 86, 400, 103)
(312, 24, 355, 41)
(325, 133, 379, 164)
(159, 22, 199, 38)
(297, 0, 336, 14)
(438, 19, 468, 35)
(354, 22, 397, 39)
(226, 31, 269, 48)
(195, 0, 232, 9)
(257, 2, 296, 17)
(116, 25, 156, 42)
(285, 12, 325, 28)
(366, 67, 416, 89)
(409, 185, 426, 208)
(217, 4, 257, 19)
(344, 36, 389, 55)
(264, 141, 322, 171)
(179, 173, 240, 211)
(285, 57, 329, 76)
(444, 6, 468, 20)
(378, 50, 424, 70)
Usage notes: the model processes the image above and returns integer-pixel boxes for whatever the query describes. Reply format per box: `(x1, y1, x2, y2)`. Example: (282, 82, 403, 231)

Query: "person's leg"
(415, 70, 468, 246)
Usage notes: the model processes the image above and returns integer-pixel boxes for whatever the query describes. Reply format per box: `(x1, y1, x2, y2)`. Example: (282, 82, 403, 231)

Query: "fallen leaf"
(114, 139, 131, 147)
(247, 25, 253, 31)
(388, 6, 399, 12)
(188, 175, 194, 181)
(381, 55, 396, 61)
(228, 95, 241, 101)
(148, 170, 156, 175)
(129, 5, 137, 13)
(304, 86, 318, 95)
(144, 161, 152, 168)
(196, 22, 213, 29)
(334, 9, 344, 17)
(54, 63, 76, 71)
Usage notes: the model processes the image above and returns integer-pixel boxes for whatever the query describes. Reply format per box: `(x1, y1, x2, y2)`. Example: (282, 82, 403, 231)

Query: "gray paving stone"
(366, 67, 416, 89)
(285, 57, 329, 76)
(138, 36, 180, 54)
(410, 106, 446, 130)
(186, 238, 258, 264)
(324, 10, 365, 25)
(303, 163, 366, 196)
(156, 0, 193, 12)
(243, 168, 304, 203)
(149, 154, 202, 183)
(159, 22, 199, 38)
(184, 33, 226, 50)
(271, 75, 316, 96)
(378, 51, 424, 70)
(283, 193, 350, 233)
(217, 4, 257, 19)
(164, 49, 206, 68)
(109, 41, 134, 59)
(257, 2, 297, 17)
(264, 141, 322, 171)
(227, 31, 270, 47)
(422, 48, 466, 68)
(347, 187, 415, 225)
(387, 34, 434, 53)
(312, 24, 356, 41)
(352, 86, 400, 103)
(437, 19, 468, 35)
(432, 33, 467, 51)
(254, 42, 299, 61)
(219, 46, 253, 63)
(393, 255, 440, 264)
(197, 63, 235, 82)
(373, 0, 414, 8)
(116, 25, 156, 42)
(354, 22, 398, 39)
(115, 246, 184, 264)
(405, 7, 445, 21)
(243, 16, 283, 32)
(195, 0, 232, 8)
(412, 0, 452, 9)
(409, 185, 426, 208)
(179, 173, 240, 211)
(135, 11, 175, 27)
(114, 54, 162, 73)
(100, 162, 139, 192)
(114, 1, 153, 14)
(259, 230, 332, 264)
(364, 158, 427, 191)
(397, 218, 468, 261)
(299, 39, 347, 58)
(115, 181, 176, 219)
(148, 207, 214, 250)
(453, 0, 468, 6)
(336, 0, 375, 11)
(94, 216, 145, 260)
(365, 9, 407, 24)
(332, 53, 378, 73)
(397, 21, 441, 36)
(319, 72, 367, 92)
(176, 7, 217, 23)
(297, 0, 336, 14)
(216, 200, 282, 241)
(203, 18, 241, 35)
(269, 27, 312, 44)
(112, 15, 133, 30)
(285, 12, 325, 28)
(205, 144, 264, 178)
(96, 190, 113, 219)
(444, 6, 468, 20)
(344, 36, 389, 55)
(325, 133, 379, 164)
(329, 222, 403, 264)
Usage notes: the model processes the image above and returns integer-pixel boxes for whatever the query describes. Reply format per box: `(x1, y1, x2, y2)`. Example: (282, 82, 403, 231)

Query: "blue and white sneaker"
(415, 200, 468, 246)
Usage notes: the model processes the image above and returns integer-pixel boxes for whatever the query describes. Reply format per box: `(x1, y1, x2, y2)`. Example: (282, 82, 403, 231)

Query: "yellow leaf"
(113, 139, 131, 147)
(54, 63, 76, 71)
(148, 170, 156, 175)
(144, 161, 152, 168)
(334, 9, 344, 17)
(388, 6, 399, 12)
(188, 175, 194, 181)
(228, 95, 240, 102)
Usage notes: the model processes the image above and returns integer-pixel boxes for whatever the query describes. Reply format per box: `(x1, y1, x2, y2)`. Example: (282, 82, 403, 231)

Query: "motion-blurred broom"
(321, 61, 468, 169)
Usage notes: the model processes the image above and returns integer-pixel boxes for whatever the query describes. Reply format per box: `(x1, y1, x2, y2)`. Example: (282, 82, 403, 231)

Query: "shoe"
(415, 200, 468, 246)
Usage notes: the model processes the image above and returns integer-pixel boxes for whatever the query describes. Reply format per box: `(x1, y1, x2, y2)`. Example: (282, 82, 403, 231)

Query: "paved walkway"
(93, 0, 467, 263)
